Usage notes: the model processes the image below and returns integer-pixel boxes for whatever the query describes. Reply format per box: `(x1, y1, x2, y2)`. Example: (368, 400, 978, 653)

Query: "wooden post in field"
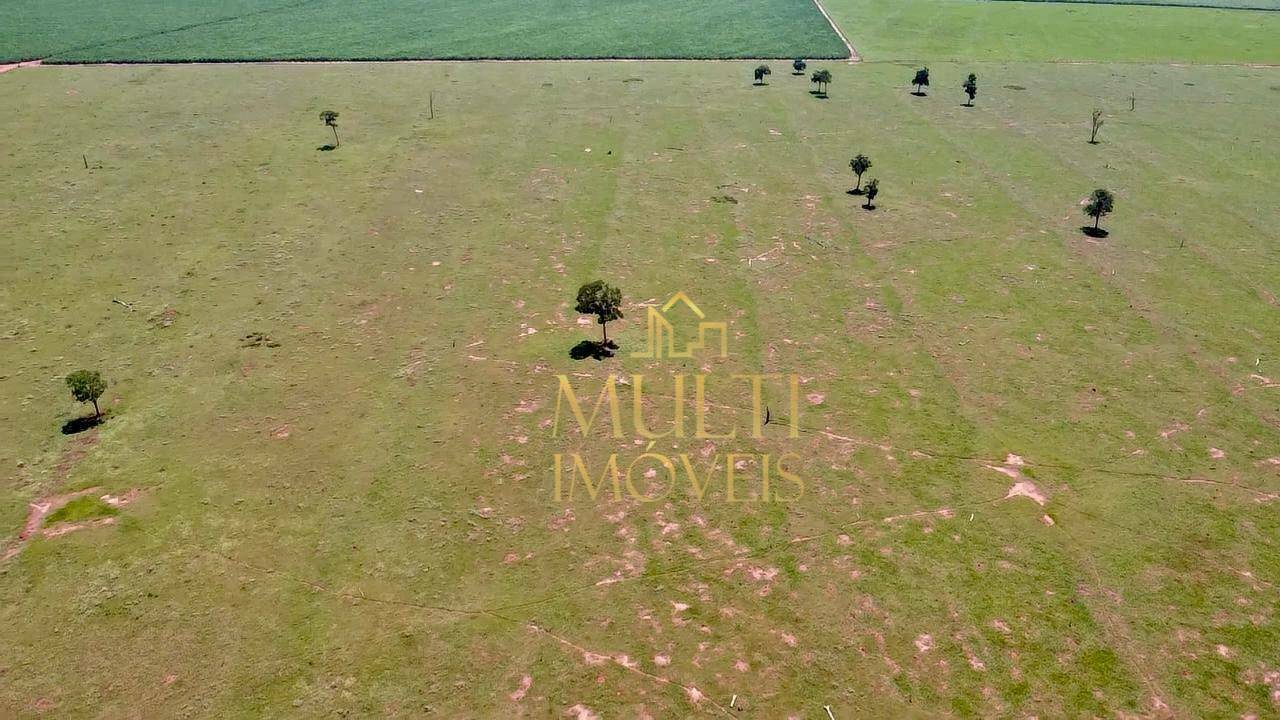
(83, 154, 88, 169)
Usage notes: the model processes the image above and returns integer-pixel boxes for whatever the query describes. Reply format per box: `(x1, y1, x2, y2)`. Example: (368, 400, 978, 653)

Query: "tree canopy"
(1084, 188, 1115, 229)
(66, 369, 107, 417)
(912, 67, 930, 93)
(963, 73, 977, 105)
(319, 110, 340, 147)
(810, 69, 832, 95)
(575, 280, 623, 346)
(850, 154, 872, 191)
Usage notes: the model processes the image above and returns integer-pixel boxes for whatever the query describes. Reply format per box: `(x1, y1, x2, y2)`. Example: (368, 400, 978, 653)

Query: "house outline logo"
(632, 291, 728, 359)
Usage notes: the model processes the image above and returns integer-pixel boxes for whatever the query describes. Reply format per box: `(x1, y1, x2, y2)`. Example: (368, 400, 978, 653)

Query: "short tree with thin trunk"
(575, 280, 623, 347)
(850, 154, 872, 192)
(793, 58, 807, 75)
(66, 369, 107, 418)
(863, 178, 880, 210)
(912, 67, 930, 95)
(811, 69, 832, 96)
(1084, 188, 1115, 232)
(1089, 109, 1104, 144)
(963, 73, 977, 106)
(320, 110, 340, 147)
(754, 65, 772, 85)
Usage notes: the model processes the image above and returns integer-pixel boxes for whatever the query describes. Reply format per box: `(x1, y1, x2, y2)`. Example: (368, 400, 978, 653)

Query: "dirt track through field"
(810, 0, 861, 61)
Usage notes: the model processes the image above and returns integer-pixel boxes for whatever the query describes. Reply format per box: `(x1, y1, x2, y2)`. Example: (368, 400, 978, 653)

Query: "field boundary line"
(809, 0, 860, 61)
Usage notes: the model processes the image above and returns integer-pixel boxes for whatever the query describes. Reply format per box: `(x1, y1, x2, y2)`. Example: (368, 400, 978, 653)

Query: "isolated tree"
(1083, 188, 1115, 232)
(863, 178, 880, 210)
(754, 64, 772, 85)
(793, 58, 807, 75)
(66, 370, 107, 419)
(1089, 109, 1105, 144)
(811, 69, 832, 96)
(963, 73, 977, 106)
(575, 280, 623, 347)
(319, 110, 340, 147)
(849, 154, 872, 192)
(912, 67, 930, 95)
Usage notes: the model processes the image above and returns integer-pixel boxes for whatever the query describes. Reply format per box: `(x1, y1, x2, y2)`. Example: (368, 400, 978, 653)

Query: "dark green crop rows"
(1, 0, 850, 62)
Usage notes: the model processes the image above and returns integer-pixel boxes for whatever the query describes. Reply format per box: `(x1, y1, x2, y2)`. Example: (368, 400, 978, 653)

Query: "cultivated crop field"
(0, 0, 849, 62)
(2, 54, 1278, 717)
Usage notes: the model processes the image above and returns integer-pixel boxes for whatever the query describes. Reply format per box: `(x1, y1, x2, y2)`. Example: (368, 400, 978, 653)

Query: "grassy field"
(822, 0, 1280, 62)
(0, 0, 848, 63)
(996, 0, 1280, 9)
(1, 59, 1277, 717)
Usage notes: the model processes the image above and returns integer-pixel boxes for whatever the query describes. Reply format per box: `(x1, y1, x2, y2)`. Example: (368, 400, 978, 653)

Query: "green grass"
(997, 0, 1280, 9)
(1, 60, 1276, 717)
(0, 0, 849, 63)
(821, 0, 1280, 62)
(43, 496, 119, 526)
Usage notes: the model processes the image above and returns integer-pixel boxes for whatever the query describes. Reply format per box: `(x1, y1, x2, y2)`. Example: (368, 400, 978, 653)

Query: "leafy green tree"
(754, 65, 772, 85)
(319, 110, 340, 147)
(66, 370, 107, 418)
(912, 67, 930, 95)
(963, 73, 977, 106)
(849, 154, 872, 192)
(863, 179, 880, 210)
(575, 281, 623, 347)
(792, 58, 807, 75)
(810, 69, 832, 96)
(1084, 188, 1115, 232)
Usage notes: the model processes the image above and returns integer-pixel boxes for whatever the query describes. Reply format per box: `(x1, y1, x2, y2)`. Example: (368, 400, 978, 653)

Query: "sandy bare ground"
(1, 487, 99, 561)
(0, 60, 41, 74)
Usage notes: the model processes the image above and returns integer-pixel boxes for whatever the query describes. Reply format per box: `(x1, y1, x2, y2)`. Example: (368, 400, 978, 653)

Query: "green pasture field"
(1, 59, 1277, 717)
(997, 0, 1280, 9)
(822, 0, 1280, 62)
(0, 0, 849, 63)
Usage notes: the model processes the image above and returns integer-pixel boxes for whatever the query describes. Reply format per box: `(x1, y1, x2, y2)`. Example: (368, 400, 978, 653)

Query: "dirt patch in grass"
(43, 495, 119, 526)
(985, 454, 1049, 506)
(3, 487, 98, 560)
(55, 431, 99, 478)
(4, 480, 144, 561)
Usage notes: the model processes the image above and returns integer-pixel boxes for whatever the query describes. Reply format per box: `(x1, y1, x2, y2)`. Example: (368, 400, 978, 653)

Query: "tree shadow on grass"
(317, 144, 337, 152)
(62, 414, 104, 435)
(846, 188, 865, 196)
(862, 203, 877, 211)
(1080, 226, 1110, 238)
(809, 91, 828, 99)
(570, 340, 616, 361)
